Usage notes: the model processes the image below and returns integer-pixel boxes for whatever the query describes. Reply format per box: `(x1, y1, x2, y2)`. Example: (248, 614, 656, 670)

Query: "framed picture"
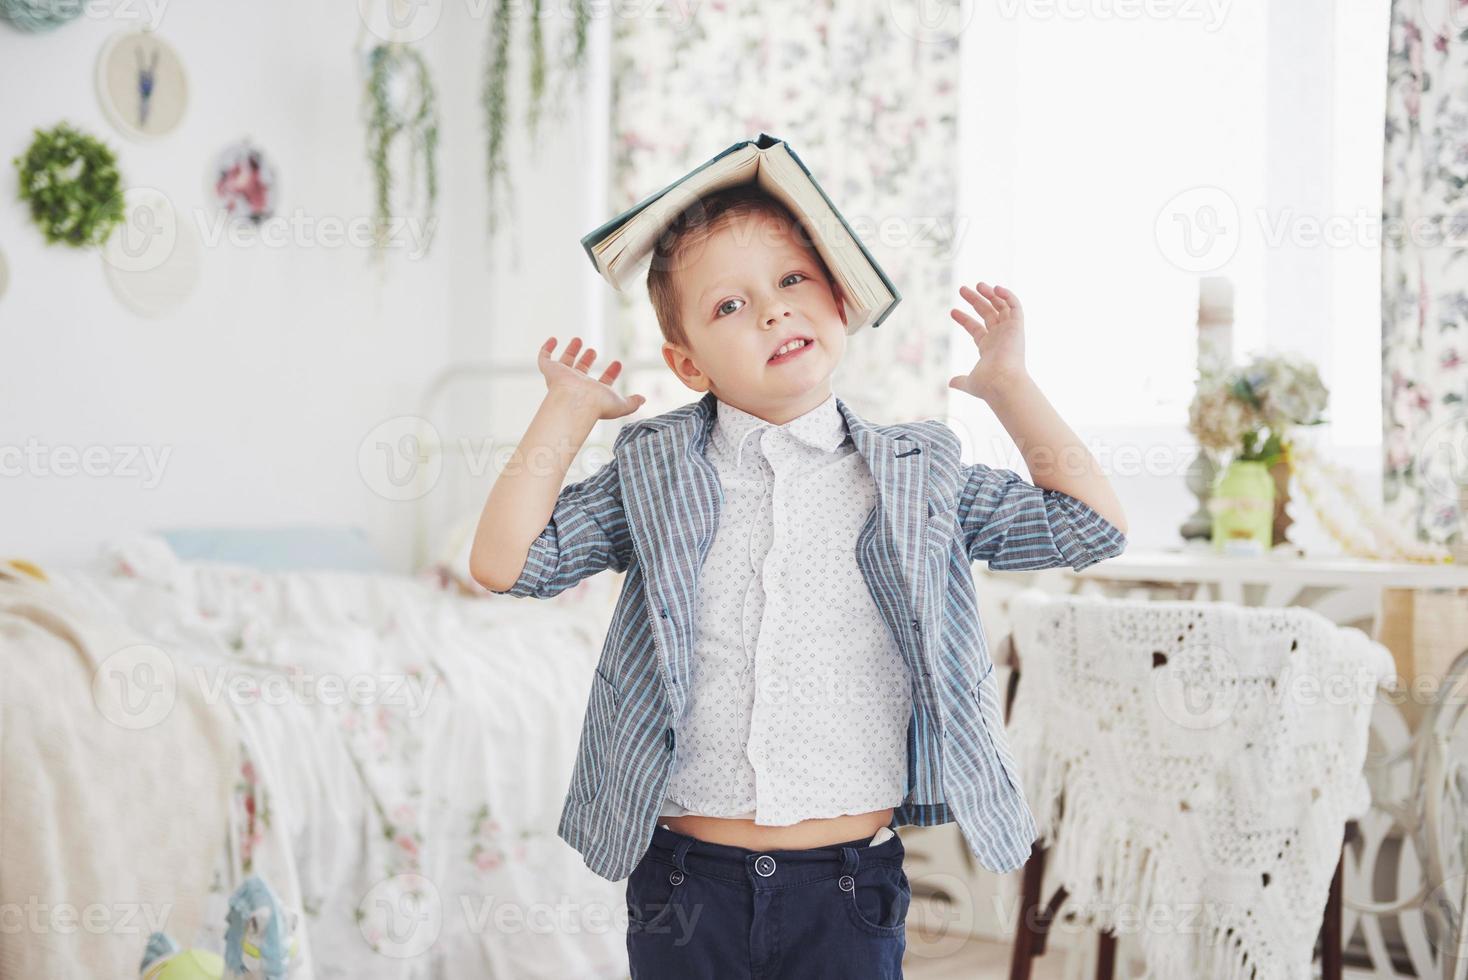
(95, 30, 189, 141)
(211, 140, 277, 228)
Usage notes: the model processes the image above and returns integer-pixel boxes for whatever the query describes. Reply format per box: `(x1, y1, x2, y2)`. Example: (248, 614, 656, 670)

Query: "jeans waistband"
(645, 823, 906, 887)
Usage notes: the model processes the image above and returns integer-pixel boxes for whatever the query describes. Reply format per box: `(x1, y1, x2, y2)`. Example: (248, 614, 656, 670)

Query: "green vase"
(1209, 459, 1275, 554)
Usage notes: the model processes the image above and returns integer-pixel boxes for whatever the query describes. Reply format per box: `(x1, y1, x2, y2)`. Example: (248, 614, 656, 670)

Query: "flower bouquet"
(1187, 353, 1329, 553)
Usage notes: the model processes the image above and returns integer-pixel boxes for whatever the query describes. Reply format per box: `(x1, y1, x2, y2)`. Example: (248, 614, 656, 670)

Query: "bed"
(0, 355, 648, 980)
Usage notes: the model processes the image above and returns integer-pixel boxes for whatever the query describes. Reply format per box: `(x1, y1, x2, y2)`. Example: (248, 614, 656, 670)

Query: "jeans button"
(670, 869, 684, 885)
(754, 854, 776, 877)
(838, 874, 855, 891)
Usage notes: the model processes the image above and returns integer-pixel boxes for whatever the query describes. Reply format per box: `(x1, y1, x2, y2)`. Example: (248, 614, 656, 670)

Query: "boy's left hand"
(949, 282, 1029, 402)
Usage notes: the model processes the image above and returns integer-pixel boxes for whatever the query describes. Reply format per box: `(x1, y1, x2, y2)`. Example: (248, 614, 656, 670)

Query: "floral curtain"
(606, 1, 961, 424)
(1382, 0, 1468, 545)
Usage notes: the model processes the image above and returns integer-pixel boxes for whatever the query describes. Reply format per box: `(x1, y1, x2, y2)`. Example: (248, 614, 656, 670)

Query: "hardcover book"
(580, 133, 902, 334)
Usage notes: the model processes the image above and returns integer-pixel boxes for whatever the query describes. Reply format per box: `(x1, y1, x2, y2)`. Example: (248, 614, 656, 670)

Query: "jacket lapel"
(834, 397, 930, 624)
(617, 393, 721, 717)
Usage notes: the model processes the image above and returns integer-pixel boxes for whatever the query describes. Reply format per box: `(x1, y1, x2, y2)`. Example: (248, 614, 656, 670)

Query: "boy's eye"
(713, 274, 805, 318)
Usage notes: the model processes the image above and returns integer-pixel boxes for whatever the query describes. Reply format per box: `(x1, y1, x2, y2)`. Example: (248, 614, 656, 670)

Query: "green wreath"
(13, 122, 125, 248)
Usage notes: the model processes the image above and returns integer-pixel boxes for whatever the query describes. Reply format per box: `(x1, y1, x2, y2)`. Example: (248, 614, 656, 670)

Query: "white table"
(1064, 547, 1468, 634)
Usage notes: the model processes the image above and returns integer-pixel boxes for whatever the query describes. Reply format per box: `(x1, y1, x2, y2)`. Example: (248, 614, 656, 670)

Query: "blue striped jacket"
(490, 390, 1126, 881)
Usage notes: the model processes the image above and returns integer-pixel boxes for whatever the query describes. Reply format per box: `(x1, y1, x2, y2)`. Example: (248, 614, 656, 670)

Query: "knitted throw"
(1007, 591, 1394, 980)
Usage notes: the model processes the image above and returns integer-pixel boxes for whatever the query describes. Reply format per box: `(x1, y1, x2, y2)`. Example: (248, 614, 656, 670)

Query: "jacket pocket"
(972, 663, 1023, 797)
(568, 668, 619, 804)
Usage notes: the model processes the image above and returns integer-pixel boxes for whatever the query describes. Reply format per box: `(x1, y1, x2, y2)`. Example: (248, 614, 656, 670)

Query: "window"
(952, 0, 1387, 454)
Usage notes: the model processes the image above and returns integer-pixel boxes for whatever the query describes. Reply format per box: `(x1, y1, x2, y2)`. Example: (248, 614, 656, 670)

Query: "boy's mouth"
(767, 337, 813, 364)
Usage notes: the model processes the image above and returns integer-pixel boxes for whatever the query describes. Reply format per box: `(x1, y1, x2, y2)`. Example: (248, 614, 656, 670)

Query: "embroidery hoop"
(95, 28, 189, 142)
(101, 187, 202, 318)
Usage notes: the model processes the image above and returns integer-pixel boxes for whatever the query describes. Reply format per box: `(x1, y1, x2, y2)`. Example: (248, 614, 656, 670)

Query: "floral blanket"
(13, 535, 629, 979)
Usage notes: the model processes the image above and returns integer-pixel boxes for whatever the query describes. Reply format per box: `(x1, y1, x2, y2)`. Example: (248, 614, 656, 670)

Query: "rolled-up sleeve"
(957, 461, 1127, 571)
(486, 434, 636, 599)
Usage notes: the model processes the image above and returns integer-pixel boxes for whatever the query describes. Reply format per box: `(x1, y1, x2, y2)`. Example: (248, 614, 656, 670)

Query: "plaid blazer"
(491, 390, 1126, 882)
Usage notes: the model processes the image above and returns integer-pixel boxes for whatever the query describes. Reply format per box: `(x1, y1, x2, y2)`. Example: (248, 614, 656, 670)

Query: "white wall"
(0, 1, 611, 571)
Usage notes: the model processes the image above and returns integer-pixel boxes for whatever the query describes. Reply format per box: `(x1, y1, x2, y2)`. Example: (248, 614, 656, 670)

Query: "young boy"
(470, 185, 1127, 978)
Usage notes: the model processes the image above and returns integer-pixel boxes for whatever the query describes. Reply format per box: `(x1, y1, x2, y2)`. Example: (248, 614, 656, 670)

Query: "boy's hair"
(646, 184, 837, 350)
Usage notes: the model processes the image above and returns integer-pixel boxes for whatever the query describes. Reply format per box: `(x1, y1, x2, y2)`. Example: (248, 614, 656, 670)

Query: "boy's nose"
(764, 310, 792, 327)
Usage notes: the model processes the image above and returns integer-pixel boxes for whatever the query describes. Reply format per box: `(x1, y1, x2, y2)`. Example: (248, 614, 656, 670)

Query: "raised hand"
(537, 336, 646, 421)
(948, 282, 1029, 402)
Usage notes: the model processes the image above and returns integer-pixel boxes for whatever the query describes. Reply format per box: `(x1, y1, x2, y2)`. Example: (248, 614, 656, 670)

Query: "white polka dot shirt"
(658, 391, 912, 825)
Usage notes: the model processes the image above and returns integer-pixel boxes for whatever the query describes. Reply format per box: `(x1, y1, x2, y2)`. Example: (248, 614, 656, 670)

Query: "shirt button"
(665, 727, 675, 751)
(911, 618, 921, 631)
(660, 607, 669, 620)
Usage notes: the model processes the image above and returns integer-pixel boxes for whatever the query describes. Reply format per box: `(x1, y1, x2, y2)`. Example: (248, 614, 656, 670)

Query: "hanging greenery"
(12, 122, 125, 248)
(481, 0, 593, 236)
(365, 42, 440, 256)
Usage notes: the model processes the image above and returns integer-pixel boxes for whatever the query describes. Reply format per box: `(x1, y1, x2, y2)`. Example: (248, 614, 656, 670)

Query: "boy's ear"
(662, 341, 711, 393)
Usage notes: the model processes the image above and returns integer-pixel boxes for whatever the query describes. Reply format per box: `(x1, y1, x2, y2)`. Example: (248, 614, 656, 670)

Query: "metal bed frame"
(409, 357, 668, 570)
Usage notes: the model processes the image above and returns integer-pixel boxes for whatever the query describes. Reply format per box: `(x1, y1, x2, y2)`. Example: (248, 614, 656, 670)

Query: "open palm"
(538, 336, 646, 421)
(948, 282, 1028, 402)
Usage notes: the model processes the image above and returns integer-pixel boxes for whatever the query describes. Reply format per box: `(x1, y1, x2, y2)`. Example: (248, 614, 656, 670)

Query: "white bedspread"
(5, 534, 632, 979)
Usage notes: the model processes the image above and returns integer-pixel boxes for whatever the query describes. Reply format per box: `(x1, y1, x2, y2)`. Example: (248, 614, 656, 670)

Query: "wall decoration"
(95, 29, 189, 141)
(481, 0, 592, 235)
(211, 140, 276, 227)
(12, 122, 125, 248)
(101, 187, 201, 318)
(0, 0, 83, 32)
(365, 42, 439, 255)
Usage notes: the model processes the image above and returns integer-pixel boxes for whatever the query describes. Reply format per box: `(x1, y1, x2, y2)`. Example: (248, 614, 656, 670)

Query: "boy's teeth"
(772, 339, 807, 359)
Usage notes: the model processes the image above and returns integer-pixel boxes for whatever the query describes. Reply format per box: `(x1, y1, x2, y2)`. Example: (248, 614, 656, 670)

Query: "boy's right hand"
(538, 336, 646, 421)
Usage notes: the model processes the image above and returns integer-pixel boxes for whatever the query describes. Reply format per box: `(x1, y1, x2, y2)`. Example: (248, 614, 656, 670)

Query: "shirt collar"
(712, 391, 848, 466)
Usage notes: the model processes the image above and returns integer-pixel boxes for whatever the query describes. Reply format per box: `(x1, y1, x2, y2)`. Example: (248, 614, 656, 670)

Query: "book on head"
(580, 133, 902, 334)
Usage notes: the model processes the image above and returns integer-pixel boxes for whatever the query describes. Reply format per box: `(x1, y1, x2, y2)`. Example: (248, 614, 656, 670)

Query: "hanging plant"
(481, 0, 593, 236)
(365, 42, 440, 256)
(12, 122, 126, 248)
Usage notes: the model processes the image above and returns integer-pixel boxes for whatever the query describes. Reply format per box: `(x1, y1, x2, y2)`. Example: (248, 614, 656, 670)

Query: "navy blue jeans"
(624, 823, 910, 979)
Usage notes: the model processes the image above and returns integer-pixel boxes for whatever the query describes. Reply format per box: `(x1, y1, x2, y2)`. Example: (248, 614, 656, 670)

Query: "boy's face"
(660, 210, 848, 423)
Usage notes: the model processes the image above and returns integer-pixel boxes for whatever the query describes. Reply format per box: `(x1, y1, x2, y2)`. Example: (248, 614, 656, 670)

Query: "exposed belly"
(661, 807, 894, 851)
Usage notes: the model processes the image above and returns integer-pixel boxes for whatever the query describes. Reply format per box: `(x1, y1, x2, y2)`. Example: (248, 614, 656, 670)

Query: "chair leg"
(1096, 929, 1117, 980)
(1320, 844, 1344, 980)
(1009, 840, 1049, 980)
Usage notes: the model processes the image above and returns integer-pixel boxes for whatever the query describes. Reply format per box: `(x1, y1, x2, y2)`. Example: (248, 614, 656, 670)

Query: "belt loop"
(673, 836, 695, 875)
(840, 845, 860, 876)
